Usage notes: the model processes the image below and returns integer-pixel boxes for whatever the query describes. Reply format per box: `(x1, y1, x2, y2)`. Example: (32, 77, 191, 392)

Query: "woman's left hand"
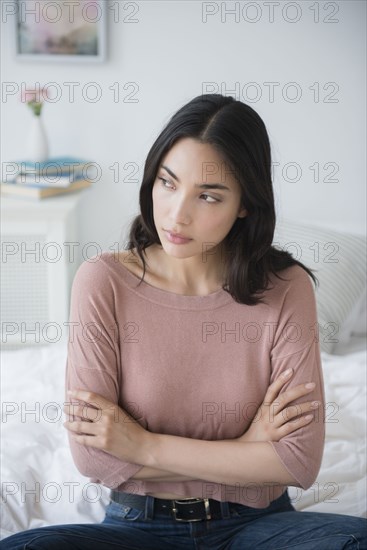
(63, 390, 149, 463)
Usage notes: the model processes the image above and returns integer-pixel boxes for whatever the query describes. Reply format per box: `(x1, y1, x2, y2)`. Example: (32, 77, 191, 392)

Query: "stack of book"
(1, 156, 94, 199)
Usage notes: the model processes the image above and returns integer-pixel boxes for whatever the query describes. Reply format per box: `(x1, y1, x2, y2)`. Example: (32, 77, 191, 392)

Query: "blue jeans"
(0, 491, 366, 549)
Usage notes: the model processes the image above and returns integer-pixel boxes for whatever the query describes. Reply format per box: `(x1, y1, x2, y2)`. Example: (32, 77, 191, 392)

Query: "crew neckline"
(102, 252, 234, 310)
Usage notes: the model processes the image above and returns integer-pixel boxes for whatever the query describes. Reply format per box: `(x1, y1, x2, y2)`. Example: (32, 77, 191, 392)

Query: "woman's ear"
(237, 207, 248, 218)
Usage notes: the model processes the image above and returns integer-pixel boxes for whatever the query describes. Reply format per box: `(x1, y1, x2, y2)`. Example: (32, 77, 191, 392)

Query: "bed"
(1, 219, 366, 539)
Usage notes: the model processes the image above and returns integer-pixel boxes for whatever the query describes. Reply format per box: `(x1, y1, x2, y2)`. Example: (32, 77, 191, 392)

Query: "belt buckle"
(171, 498, 211, 522)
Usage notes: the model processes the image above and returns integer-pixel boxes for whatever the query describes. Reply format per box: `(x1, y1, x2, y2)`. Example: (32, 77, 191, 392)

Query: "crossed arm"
(64, 368, 320, 488)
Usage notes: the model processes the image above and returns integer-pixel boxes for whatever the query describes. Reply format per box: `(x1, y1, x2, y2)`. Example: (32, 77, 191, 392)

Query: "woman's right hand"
(238, 368, 320, 443)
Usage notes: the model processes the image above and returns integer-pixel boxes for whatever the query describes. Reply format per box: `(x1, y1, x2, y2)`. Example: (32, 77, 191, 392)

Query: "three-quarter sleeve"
(65, 258, 143, 489)
(268, 266, 326, 490)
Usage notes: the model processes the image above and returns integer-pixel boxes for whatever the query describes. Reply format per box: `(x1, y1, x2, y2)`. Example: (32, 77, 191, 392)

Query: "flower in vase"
(21, 85, 48, 117)
(21, 85, 50, 162)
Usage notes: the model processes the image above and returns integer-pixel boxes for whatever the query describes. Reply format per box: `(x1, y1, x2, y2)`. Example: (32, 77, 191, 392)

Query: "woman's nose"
(169, 198, 192, 225)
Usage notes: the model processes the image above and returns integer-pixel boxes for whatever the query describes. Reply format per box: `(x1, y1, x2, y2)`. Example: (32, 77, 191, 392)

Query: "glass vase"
(26, 115, 49, 162)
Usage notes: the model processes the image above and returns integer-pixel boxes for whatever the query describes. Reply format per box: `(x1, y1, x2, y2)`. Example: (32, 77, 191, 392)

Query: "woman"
(2, 94, 366, 549)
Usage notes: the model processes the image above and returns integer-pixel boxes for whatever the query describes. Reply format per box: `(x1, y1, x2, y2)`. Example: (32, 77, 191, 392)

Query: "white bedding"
(1, 337, 366, 540)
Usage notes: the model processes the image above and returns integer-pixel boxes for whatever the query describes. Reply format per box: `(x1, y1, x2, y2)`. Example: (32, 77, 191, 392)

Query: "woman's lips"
(164, 230, 192, 244)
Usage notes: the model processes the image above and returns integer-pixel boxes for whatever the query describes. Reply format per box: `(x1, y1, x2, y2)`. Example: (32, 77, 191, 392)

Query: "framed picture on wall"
(14, 0, 107, 63)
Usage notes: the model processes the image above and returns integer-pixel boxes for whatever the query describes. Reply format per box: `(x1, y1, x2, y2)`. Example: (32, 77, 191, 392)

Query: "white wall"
(1, 0, 366, 258)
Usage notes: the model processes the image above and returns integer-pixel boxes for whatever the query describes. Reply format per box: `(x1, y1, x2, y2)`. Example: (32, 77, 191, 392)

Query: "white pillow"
(350, 288, 367, 335)
(338, 288, 367, 341)
(273, 219, 366, 354)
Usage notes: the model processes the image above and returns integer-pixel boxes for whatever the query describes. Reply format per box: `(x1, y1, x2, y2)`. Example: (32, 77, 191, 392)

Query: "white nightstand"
(1, 193, 85, 349)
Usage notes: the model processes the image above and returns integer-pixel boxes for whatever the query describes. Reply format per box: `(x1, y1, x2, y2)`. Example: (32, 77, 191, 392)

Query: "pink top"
(65, 251, 325, 508)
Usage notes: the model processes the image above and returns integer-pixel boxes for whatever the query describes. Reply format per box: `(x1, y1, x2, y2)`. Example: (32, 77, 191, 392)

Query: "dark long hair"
(125, 93, 318, 305)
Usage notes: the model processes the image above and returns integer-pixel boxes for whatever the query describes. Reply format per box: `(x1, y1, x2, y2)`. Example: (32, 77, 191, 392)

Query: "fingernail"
(283, 368, 293, 377)
(311, 401, 320, 408)
(305, 382, 316, 389)
(305, 414, 313, 421)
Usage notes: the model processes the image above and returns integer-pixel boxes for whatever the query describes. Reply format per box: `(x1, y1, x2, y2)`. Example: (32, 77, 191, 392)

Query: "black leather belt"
(110, 490, 224, 522)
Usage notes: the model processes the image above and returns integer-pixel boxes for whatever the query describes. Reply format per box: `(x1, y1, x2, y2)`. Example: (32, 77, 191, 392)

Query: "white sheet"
(1, 337, 366, 540)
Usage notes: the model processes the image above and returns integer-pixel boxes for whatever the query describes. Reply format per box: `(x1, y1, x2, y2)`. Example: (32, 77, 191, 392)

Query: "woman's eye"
(158, 177, 172, 188)
(158, 177, 220, 203)
(201, 194, 219, 204)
